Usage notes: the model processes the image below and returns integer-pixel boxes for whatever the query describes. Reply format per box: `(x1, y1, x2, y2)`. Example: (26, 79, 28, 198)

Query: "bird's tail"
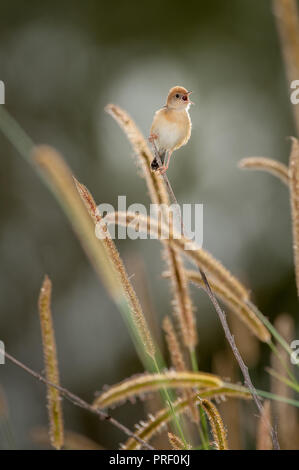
(151, 150, 166, 171)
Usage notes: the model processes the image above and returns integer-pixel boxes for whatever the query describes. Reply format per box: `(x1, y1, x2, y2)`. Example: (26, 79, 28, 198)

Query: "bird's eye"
(175, 94, 179, 98)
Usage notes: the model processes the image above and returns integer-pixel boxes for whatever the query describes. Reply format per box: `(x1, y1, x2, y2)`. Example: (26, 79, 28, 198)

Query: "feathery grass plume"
(289, 138, 299, 295)
(74, 178, 155, 359)
(163, 317, 186, 373)
(32, 145, 120, 298)
(166, 248, 197, 350)
(199, 399, 228, 450)
(31, 427, 103, 450)
(163, 316, 199, 423)
(33, 146, 155, 359)
(75, 175, 183, 445)
(38, 275, 64, 450)
(256, 400, 272, 450)
(104, 211, 250, 301)
(106, 104, 197, 351)
(178, 269, 270, 342)
(105, 104, 169, 207)
(271, 314, 298, 449)
(122, 386, 250, 450)
(146, 134, 277, 448)
(273, 0, 299, 136)
(73, 178, 102, 225)
(92, 371, 251, 410)
(238, 157, 290, 186)
(168, 432, 191, 450)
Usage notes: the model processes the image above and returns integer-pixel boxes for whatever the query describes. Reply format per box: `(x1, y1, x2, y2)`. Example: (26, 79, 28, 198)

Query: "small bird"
(149, 86, 193, 174)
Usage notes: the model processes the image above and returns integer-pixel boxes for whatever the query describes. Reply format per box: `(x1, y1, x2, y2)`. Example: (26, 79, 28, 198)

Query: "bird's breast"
(155, 111, 191, 151)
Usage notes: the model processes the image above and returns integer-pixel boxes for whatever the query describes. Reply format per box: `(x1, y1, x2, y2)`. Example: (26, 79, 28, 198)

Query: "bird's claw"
(158, 166, 168, 175)
(148, 133, 158, 143)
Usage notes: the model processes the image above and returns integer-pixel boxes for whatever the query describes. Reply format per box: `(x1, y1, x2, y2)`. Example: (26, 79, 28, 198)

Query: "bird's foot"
(148, 133, 158, 143)
(158, 165, 168, 175)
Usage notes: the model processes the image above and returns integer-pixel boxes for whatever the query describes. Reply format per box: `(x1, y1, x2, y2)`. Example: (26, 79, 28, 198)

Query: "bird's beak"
(187, 91, 194, 104)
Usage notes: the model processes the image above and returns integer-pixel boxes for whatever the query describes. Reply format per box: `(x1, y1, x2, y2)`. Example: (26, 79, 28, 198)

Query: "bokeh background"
(0, 0, 298, 449)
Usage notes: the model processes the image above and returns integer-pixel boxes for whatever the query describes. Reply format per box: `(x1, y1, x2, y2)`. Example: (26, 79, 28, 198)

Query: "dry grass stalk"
(105, 104, 169, 208)
(147, 138, 272, 447)
(4, 349, 154, 449)
(148, 132, 278, 447)
(106, 104, 197, 351)
(126, 253, 163, 348)
(105, 108, 279, 448)
(92, 371, 251, 410)
(273, 0, 299, 135)
(228, 313, 260, 368)
(289, 138, 299, 295)
(200, 399, 228, 450)
(104, 211, 250, 301)
(238, 157, 290, 186)
(32, 145, 120, 298)
(163, 316, 199, 423)
(163, 316, 187, 373)
(74, 178, 155, 358)
(165, 248, 197, 350)
(38, 275, 64, 450)
(33, 146, 155, 359)
(256, 400, 272, 450)
(122, 386, 250, 450)
(168, 431, 191, 450)
(180, 269, 270, 342)
(73, 178, 102, 225)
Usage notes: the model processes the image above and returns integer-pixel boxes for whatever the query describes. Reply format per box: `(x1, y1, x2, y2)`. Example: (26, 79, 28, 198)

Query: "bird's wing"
(150, 108, 166, 135)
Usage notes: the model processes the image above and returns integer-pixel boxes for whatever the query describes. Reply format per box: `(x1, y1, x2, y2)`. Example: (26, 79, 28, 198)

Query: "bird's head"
(166, 86, 193, 110)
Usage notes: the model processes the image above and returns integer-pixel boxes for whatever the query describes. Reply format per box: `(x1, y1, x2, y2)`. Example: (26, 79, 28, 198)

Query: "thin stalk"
(1, 348, 154, 450)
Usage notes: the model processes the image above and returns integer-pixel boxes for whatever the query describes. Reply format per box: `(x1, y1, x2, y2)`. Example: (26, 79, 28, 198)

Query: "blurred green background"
(0, 0, 298, 449)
